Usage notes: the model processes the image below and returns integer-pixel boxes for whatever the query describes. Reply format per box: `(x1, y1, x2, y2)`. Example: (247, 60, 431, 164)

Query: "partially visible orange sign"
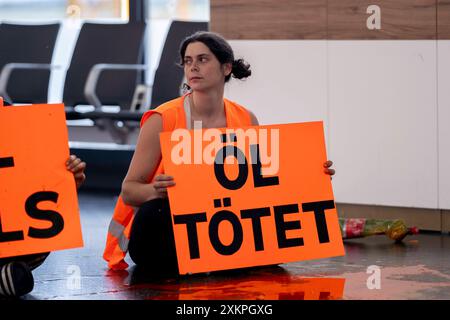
(0, 103, 83, 258)
(160, 121, 345, 275)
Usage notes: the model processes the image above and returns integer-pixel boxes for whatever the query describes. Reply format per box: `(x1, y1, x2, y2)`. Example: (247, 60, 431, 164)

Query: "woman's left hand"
(323, 160, 335, 179)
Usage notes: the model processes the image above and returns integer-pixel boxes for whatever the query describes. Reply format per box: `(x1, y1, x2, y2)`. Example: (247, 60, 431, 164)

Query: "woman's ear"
(223, 62, 232, 77)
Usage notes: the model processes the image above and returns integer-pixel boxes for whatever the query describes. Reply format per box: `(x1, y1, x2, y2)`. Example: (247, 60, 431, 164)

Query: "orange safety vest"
(103, 94, 252, 270)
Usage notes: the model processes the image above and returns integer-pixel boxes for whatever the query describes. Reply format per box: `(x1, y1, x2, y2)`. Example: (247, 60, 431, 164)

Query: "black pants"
(128, 198, 179, 275)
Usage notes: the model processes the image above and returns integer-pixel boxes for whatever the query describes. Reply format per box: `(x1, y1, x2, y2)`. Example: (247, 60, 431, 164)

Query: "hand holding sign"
(152, 174, 176, 198)
(323, 160, 335, 178)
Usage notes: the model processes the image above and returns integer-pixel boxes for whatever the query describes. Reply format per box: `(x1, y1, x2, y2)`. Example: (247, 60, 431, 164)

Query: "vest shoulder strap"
(140, 97, 184, 131)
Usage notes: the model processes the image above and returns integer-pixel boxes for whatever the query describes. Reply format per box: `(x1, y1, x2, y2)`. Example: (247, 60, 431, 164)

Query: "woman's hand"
(152, 174, 176, 198)
(323, 160, 335, 179)
(66, 155, 86, 189)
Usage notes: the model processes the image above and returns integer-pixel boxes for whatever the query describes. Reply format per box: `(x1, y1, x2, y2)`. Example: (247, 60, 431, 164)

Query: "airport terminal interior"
(1, 0, 450, 300)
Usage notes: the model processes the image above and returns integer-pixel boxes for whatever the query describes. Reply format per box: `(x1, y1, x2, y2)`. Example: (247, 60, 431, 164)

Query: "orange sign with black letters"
(0, 102, 83, 258)
(160, 121, 345, 275)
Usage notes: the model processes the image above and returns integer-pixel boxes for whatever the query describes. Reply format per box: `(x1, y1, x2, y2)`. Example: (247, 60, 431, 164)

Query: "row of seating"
(0, 20, 208, 143)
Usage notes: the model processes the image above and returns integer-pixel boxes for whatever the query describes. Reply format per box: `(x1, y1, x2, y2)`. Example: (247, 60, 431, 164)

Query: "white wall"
(226, 40, 441, 209)
(328, 41, 437, 209)
(226, 41, 328, 128)
(438, 41, 450, 209)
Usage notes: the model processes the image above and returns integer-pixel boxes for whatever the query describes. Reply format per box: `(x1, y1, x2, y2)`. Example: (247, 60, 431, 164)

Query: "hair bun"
(232, 59, 251, 80)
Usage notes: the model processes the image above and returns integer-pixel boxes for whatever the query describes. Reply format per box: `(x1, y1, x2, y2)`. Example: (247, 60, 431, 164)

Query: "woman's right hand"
(152, 174, 176, 198)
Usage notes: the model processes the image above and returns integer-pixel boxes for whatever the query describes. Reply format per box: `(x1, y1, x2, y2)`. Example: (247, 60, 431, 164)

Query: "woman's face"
(184, 41, 231, 92)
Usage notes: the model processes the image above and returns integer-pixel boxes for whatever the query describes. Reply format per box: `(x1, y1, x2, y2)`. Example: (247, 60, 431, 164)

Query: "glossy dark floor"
(22, 192, 450, 300)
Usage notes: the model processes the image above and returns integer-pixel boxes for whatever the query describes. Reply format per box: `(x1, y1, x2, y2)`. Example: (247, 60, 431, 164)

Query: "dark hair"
(179, 31, 251, 83)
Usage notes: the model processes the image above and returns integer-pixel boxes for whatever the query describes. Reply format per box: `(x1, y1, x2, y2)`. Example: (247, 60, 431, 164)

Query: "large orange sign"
(160, 121, 345, 275)
(0, 103, 83, 258)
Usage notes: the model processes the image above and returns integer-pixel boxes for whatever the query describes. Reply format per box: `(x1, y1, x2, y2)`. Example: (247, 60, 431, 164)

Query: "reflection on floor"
(21, 192, 450, 300)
